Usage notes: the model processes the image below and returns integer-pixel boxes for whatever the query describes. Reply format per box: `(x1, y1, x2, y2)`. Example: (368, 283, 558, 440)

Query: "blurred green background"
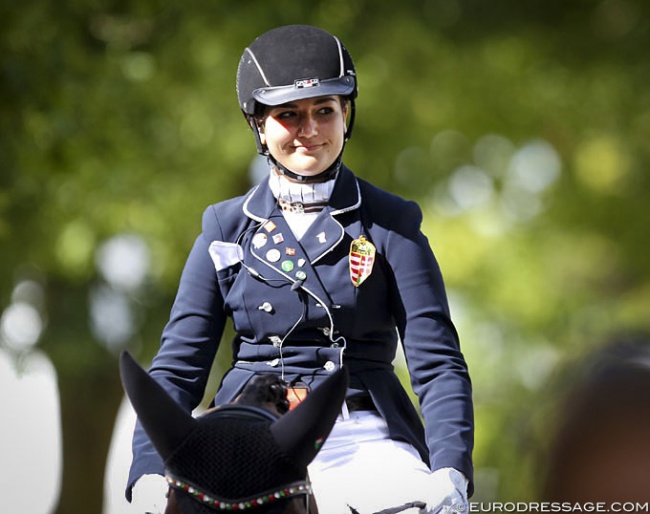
(1, 0, 649, 512)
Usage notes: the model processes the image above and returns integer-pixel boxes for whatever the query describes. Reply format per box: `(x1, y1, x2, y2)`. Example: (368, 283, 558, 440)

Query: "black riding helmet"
(237, 25, 358, 182)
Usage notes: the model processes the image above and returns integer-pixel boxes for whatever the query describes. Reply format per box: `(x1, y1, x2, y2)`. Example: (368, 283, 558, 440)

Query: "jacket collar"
(243, 166, 361, 222)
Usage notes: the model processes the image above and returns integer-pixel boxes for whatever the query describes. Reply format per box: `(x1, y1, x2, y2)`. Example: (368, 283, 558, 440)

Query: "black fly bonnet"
(119, 352, 347, 513)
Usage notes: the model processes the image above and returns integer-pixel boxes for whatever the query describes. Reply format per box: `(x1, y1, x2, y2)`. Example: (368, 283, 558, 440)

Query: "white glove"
(423, 467, 468, 514)
(130, 474, 169, 514)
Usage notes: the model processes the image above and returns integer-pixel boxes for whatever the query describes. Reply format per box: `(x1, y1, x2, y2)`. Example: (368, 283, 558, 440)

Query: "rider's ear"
(257, 118, 266, 144)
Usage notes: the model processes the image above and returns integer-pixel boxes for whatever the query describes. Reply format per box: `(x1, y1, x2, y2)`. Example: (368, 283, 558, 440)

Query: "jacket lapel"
(242, 168, 362, 298)
(243, 167, 361, 263)
(248, 213, 312, 283)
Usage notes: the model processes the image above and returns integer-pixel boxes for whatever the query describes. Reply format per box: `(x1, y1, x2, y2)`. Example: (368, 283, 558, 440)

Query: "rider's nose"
(299, 115, 317, 137)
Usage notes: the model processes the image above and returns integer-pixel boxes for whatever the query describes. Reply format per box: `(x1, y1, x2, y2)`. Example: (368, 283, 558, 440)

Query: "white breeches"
(308, 410, 431, 514)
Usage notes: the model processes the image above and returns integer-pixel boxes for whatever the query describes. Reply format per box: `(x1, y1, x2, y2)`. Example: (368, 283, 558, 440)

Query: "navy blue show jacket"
(127, 166, 474, 498)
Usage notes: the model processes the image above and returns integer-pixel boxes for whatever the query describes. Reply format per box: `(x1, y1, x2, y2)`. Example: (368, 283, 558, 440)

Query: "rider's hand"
(130, 474, 169, 514)
(423, 467, 468, 514)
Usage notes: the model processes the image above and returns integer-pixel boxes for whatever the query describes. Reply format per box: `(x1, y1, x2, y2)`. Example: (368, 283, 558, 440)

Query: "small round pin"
(266, 248, 281, 263)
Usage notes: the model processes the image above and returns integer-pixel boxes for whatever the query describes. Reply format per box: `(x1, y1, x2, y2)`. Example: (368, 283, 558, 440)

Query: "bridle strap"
(166, 473, 312, 511)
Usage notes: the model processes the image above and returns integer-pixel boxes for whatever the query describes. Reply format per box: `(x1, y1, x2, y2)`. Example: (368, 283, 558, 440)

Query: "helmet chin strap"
(267, 153, 342, 183)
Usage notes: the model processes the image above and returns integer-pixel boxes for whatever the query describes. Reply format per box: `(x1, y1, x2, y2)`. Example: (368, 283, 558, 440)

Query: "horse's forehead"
(184, 418, 272, 450)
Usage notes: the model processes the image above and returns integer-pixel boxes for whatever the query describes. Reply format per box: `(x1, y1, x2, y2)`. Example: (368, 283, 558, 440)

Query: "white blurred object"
(1, 301, 44, 353)
(103, 396, 138, 514)
(89, 285, 135, 349)
(0, 349, 62, 513)
(95, 234, 150, 292)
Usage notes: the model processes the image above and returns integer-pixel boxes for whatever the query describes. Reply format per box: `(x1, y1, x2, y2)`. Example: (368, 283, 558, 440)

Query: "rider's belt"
(345, 394, 376, 412)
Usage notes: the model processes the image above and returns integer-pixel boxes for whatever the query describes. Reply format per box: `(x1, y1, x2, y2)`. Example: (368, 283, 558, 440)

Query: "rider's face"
(259, 96, 348, 176)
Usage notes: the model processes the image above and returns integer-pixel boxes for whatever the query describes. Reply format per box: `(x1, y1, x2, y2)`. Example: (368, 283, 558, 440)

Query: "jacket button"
(323, 361, 336, 372)
(258, 302, 273, 313)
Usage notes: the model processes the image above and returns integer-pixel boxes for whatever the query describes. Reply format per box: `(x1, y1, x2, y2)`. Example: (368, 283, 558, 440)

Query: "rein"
(348, 501, 427, 514)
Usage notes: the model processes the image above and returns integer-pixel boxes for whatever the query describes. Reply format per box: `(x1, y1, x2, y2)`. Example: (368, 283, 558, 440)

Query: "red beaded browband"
(165, 473, 312, 511)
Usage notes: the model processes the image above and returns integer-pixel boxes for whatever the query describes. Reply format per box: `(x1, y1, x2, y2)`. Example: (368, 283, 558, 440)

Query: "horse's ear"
(120, 351, 196, 460)
(270, 367, 348, 469)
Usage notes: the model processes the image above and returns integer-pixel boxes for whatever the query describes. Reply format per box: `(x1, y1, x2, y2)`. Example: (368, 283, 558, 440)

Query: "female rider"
(127, 24, 474, 514)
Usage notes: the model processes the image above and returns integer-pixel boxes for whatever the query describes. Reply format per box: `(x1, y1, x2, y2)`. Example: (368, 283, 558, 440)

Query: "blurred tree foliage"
(1, 0, 649, 511)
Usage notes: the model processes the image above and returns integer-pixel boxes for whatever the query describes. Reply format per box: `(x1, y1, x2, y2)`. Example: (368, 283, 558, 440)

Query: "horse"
(120, 353, 428, 514)
(119, 351, 346, 514)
